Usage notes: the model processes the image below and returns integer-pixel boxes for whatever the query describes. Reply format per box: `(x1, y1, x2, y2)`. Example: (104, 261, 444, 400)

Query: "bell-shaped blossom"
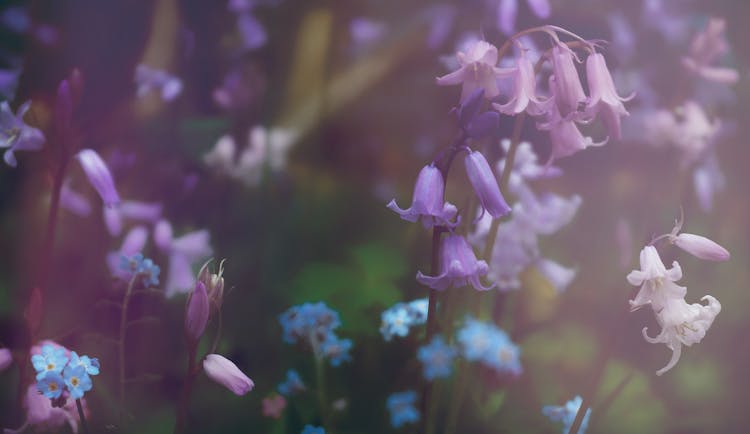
(203, 354, 254, 396)
(626, 246, 686, 312)
(584, 52, 633, 140)
(670, 233, 730, 262)
(538, 97, 607, 164)
(492, 51, 547, 115)
(549, 45, 587, 119)
(436, 40, 512, 102)
(465, 150, 511, 218)
(262, 394, 287, 419)
(0, 348, 11, 371)
(681, 18, 738, 85)
(135, 64, 183, 102)
(103, 200, 162, 237)
(417, 234, 494, 291)
(0, 100, 45, 167)
(417, 335, 457, 380)
(386, 390, 420, 428)
(542, 395, 590, 434)
(185, 281, 210, 343)
(496, 0, 551, 35)
(76, 149, 120, 207)
(387, 164, 458, 228)
(643, 295, 721, 376)
(154, 219, 213, 297)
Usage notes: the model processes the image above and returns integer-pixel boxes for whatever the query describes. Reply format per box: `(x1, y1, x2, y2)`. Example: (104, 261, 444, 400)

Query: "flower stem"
(118, 275, 137, 425)
(314, 355, 330, 430)
(76, 398, 91, 434)
(174, 346, 197, 434)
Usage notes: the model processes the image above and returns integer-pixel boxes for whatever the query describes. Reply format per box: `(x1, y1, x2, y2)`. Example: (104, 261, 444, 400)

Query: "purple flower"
(436, 40, 512, 102)
(0, 101, 45, 167)
(492, 51, 547, 116)
(584, 52, 633, 140)
(154, 220, 213, 297)
(537, 99, 607, 163)
(185, 281, 210, 343)
(387, 164, 458, 229)
(76, 149, 120, 207)
(417, 234, 494, 291)
(60, 184, 93, 217)
(349, 18, 386, 51)
(135, 64, 183, 102)
(103, 200, 162, 237)
(107, 226, 149, 278)
(203, 354, 254, 396)
(549, 45, 587, 119)
(681, 18, 738, 85)
(0, 347, 11, 372)
(692, 151, 725, 212)
(496, 0, 551, 35)
(464, 150, 510, 218)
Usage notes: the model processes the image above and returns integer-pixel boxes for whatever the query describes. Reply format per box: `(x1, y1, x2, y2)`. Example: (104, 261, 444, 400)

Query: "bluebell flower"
(387, 163, 459, 229)
(386, 390, 420, 428)
(417, 234, 494, 291)
(417, 335, 457, 380)
(63, 364, 92, 399)
(0, 100, 45, 167)
(69, 352, 100, 376)
(277, 369, 306, 396)
(321, 336, 352, 367)
(301, 425, 325, 434)
(542, 395, 591, 434)
(36, 371, 65, 399)
(31, 344, 68, 380)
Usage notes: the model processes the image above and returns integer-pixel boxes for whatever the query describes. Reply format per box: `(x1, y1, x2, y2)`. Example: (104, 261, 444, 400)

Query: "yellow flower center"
(71, 377, 79, 387)
(47, 363, 55, 371)
(48, 383, 58, 392)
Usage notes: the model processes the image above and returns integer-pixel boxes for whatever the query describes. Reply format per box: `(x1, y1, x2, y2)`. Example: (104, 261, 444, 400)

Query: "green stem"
(315, 356, 330, 430)
(174, 346, 197, 434)
(118, 275, 138, 424)
(444, 360, 469, 434)
(76, 398, 91, 434)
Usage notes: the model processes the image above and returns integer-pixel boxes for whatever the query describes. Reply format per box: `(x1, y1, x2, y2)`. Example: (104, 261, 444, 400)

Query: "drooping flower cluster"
(456, 317, 522, 376)
(627, 217, 728, 375)
(542, 395, 591, 434)
(379, 298, 428, 341)
(386, 390, 420, 428)
(279, 302, 353, 366)
(417, 335, 457, 380)
(32, 343, 99, 401)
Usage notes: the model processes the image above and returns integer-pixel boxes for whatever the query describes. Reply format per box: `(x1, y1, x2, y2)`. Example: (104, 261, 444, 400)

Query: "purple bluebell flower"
(386, 390, 420, 428)
(0, 347, 10, 372)
(60, 183, 93, 217)
(584, 52, 633, 140)
(496, 0, 551, 35)
(542, 395, 590, 434)
(387, 163, 458, 229)
(464, 150, 511, 218)
(456, 89, 500, 139)
(229, 0, 267, 51)
(154, 220, 213, 297)
(549, 44, 587, 119)
(492, 50, 547, 116)
(682, 18, 738, 85)
(277, 369, 306, 396)
(0, 68, 20, 100)
(0, 101, 45, 167)
(103, 200, 162, 237)
(185, 282, 210, 343)
(537, 98, 607, 163)
(418, 234, 494, 291)
(436, 40, 513, 102)
(135, 64, 183, 102)
(203, 354, 254, 396)
(417, 335, 457, 380)
(76, 149, 120, 207)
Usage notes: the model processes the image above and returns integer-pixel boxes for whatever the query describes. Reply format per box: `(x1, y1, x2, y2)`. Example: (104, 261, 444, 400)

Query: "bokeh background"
(0, 0, 749, 432)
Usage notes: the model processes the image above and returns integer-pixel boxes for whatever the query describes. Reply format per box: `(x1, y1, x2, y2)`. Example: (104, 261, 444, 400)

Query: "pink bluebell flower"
(549, 44, 587, 119)
(584, 52, 633, 140)
(492, 50, 547, 116)
(203, 354, 254, 396)
(185, 281, 210, 343)
(0, 100, 45, 167)
(387, 163, 458, 229)
(417, 234, 494, 291)
(436, 40, 512, 102)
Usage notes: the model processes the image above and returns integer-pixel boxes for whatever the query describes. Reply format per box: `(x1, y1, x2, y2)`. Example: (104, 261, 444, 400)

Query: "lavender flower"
(549, 44, 587, 119)
(135, 64, 183, 102)
(417, 234, 494, 291)
(492, 51, 547, 116)
(185, 281, 210, 343)
(103, 200, 162, 237)
(0, 347, 11, 372)
(387, 163, 458, 229)
(154, 219, 213, 297)
(0, 100, 45, 167)
(584, 52, 633, 140)
(436, 40, 512, 102)
(417, 335, 457, 380)
(76, 149, 120, 207)
(464, 150, 511, 219)
(681, 18, 738, 85)
(203, 354, 254, 396)
(386, 390, 420, 428)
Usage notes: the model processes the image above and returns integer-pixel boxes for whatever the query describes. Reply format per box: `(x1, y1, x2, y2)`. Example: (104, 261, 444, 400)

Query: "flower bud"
(672, 233, 730, 261)
(185, 282, 209, 343)
(76, 149, 120, 207)
(198, 259, 226, 312)
(203, 354, 254, 396)
(0, 348, 11, 371)
(464, 150, 510, 218)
